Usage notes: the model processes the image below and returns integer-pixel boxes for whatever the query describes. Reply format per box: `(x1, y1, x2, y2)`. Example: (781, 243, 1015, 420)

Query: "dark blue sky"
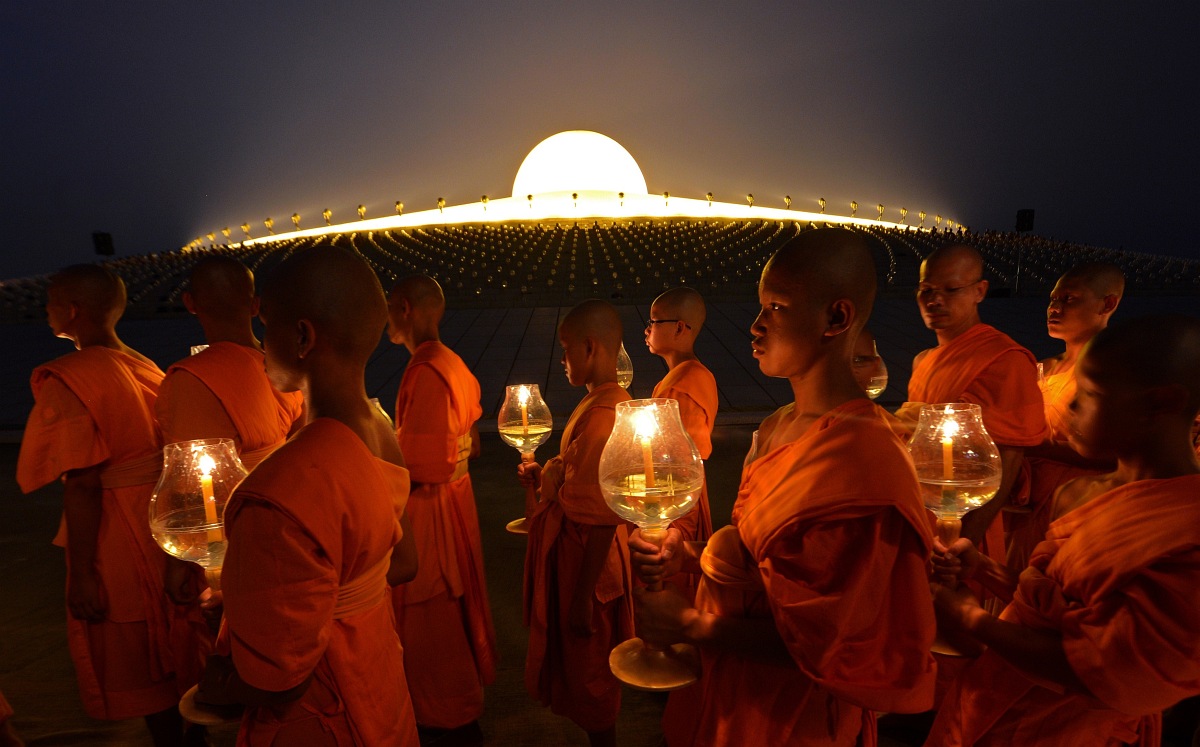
(2, 2, 1194, 279)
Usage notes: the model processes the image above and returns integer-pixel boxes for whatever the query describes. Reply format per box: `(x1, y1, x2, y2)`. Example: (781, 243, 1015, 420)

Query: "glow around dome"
(512, 131, 648, 198)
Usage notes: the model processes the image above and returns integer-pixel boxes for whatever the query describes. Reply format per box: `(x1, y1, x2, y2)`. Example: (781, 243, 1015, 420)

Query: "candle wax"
(641, 436, 656, 489)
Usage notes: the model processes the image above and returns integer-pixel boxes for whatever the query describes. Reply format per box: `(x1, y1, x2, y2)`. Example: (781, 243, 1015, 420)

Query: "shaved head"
(652, 287, 706, 329)
(188, 256, 256, 320)
(561, 298, 623, 356)
(1085, 314, 1200, 416)
(389, 275, 445, 320)
(1057, 262, 1125, 299)
(262, 247, 386, 361)
(922, 244, 984, 281)
(49, 264, 126, 324)
(762, 228, 877, 336)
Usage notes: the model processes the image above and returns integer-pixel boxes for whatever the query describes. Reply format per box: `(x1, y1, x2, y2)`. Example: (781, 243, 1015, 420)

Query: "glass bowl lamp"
(498, 384, 553, 534)
(149, 438, 247, 591)
(599, 398, 704, 690)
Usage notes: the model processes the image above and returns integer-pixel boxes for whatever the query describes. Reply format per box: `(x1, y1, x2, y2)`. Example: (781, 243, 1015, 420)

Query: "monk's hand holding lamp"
(498, 384, 552, 534)
(600, 398, 704, 690)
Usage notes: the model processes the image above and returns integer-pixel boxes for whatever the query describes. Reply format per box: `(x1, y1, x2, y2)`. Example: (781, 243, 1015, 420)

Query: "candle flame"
(199, 454, 216, 476)
(633, 404, 659, 441)
(517, 385, 530, 405)
(940, 417, 960, 443)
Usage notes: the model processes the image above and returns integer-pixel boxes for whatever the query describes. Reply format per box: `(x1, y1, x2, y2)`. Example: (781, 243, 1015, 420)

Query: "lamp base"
(179, 684, 243, 726)
(608, 638, 700, 692)
(505, 517, 529, 535)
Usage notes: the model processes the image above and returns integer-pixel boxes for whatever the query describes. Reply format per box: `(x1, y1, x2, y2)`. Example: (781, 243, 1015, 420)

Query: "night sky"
(2, 2, 1194, 279)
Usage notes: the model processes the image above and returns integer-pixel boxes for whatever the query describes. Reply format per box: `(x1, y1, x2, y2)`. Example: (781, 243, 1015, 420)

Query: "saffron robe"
(390, 341, 497, 728)
(523, 382, 634, 732)
(1007, 364, 1101, 571)
(157, 341, 303, 469)
(652, 359, 718, 544)
(926, 476, 1200, 746)
(16, 347, 179, 720)
(664, 400, 937, 746)
(897, 323, 1047, 563)
(221, 418, 418, 746)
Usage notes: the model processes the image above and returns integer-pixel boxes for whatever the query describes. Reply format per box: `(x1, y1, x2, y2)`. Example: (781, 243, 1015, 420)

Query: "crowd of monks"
(6, 227, 1200, 746)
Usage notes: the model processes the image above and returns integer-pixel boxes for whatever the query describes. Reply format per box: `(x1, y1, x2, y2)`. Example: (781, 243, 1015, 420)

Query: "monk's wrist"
(681, 608, 711, 645)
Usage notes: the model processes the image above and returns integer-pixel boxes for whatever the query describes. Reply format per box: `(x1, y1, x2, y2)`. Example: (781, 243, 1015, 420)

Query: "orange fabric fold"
(158, 341, 303, 465)
(927, 476, 1200, 746)
(522, 382, 634, 732)
(665, 400, 936, 747)
(390, 341, 497, 729)
(653, 360, 718, 546)
(904, 323, 1047, 448)
(16, 347, 180, 720)
(222, 418, 416, 746)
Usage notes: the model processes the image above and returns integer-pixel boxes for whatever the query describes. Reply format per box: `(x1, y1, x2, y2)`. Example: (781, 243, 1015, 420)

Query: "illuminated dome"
(512, 131, 648, 197)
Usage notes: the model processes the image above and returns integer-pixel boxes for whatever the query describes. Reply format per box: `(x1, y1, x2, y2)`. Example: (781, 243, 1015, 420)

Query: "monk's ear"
(974, 279, 989, 302)
(824, 299, 854, 338)
(249, 295, 261, 317)
(182, 291, 197, 316)
(1100, 294, 1120, 316)
(295, 319, 316, 359)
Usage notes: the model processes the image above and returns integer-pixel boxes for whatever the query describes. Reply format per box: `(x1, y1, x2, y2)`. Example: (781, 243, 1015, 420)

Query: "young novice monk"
(631, 229, 936, 746)
(386, 274, 497, 737)
(16, 265, 186, 745)
(644, 287, 718, 574)
(520, 299, 633, 747)
(927, 314, 1200, 746)
(195, 248, 420, 746)
(1008, 263, 1123, 569)
(156, 256, 306, 679)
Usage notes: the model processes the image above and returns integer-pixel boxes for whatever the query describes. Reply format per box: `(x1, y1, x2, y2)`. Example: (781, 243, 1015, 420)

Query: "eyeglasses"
(646, 318, 693, 330)
(916, 279, 982, 301)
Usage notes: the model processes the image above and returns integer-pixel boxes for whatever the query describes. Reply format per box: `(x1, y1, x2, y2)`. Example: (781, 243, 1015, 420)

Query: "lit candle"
(518, 385, 530, 436)
(634, 406, 657, 490)
(199, 454, 223, 542)
(941, 414, 959, 481)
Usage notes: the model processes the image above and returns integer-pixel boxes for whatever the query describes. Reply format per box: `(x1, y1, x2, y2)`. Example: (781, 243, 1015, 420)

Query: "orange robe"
(157, 341, 303, 469)
(389, 341, 497, 729)
(897, 323, 1047, 563)
(664, 400, 937, 746)
(221, 418, 418, 746)
(652, 359, 718, 544)
(523, 382, 634, 732)
(16, 348, 179, 720)
(156, 342, 305, 689)
(927, 476, 1200, 746)
(1007, 364, 1101, 571)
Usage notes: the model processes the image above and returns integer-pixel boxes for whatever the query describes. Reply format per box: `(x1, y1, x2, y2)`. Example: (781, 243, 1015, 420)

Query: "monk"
(16, 265, 185, 745)
(519, 299, 633, 747)
(895, 245, 1046, 564)
(157, 255, 304, 468)
(1007, 263, 1123, 569)
(631, 229, 937, 745)
(386, 275, 497, 737)
(926, 314, 1200, 745)
(194, 248, 420, 746)
(155, 256, 306, 681)
(644, 287, 718, 572)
